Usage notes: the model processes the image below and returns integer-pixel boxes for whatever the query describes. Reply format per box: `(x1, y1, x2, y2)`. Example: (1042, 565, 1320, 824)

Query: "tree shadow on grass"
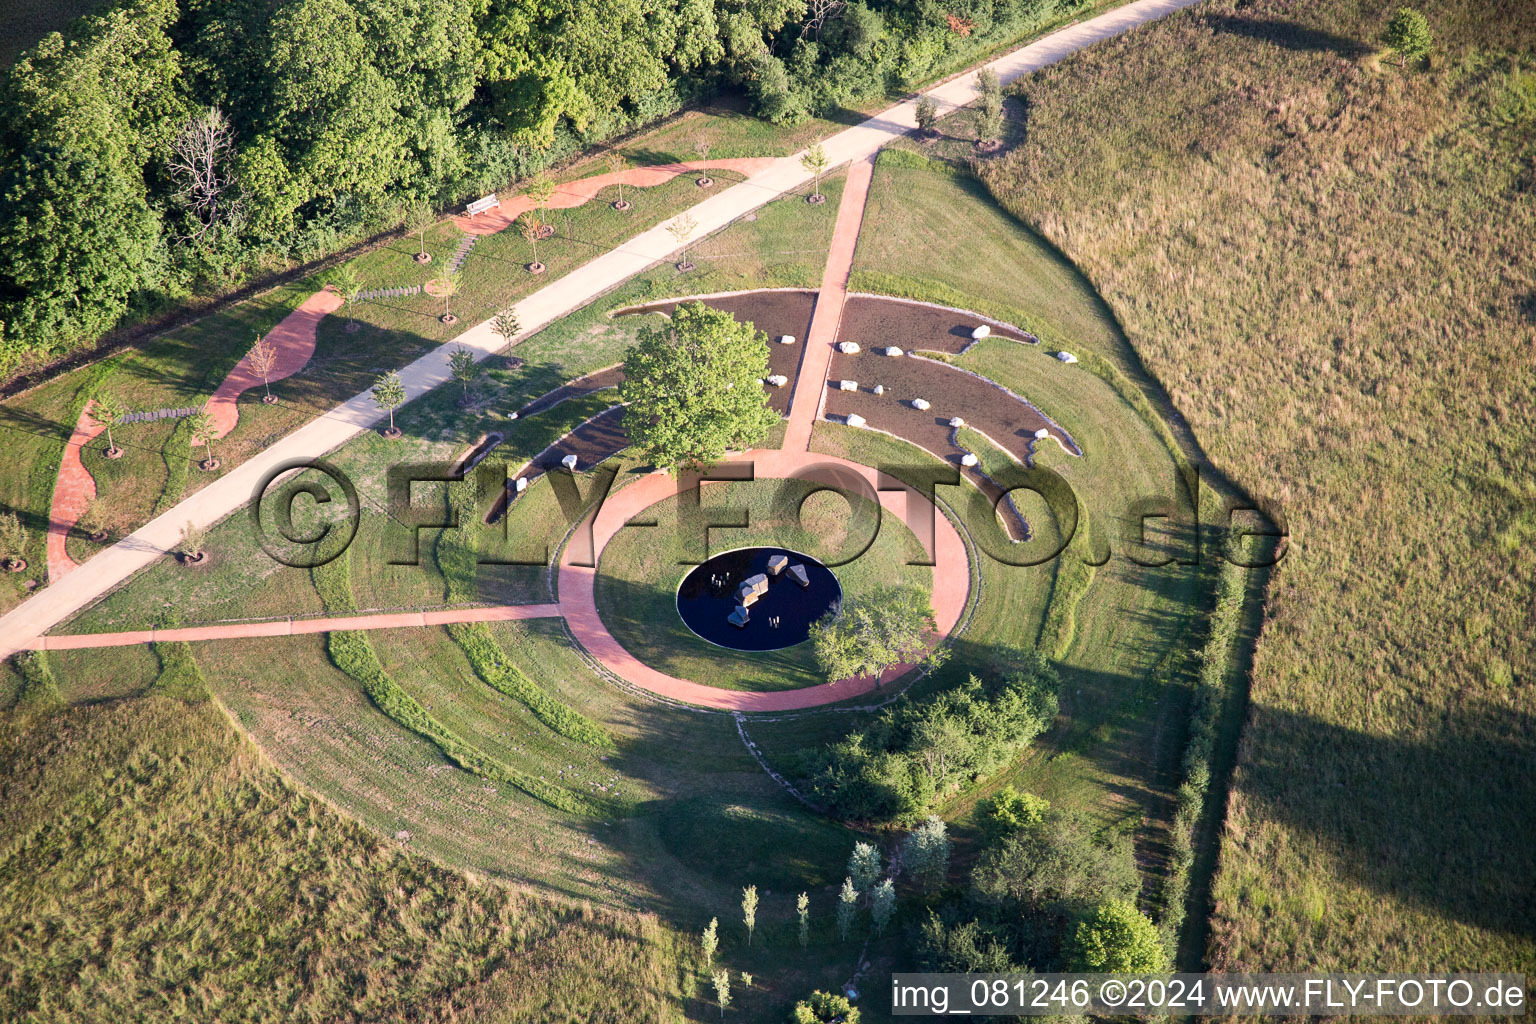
(1201, 14, 1367, 57)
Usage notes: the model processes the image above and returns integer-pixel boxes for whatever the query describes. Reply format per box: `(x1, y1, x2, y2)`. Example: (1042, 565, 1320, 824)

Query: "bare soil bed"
(488, 406, 629, 524)
(825, 297, 1080, 539)
(617, 289, 816, 415)
(840, 293, 1037, 355)
(514, 365, 622, 419)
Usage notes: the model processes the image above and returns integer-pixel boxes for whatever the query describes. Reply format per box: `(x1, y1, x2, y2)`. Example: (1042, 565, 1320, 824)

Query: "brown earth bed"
(514, 365, 623, 419)
(617, 289, 816, 415)
(840, 294, 1037, 355)
(488, 406, 629, 523)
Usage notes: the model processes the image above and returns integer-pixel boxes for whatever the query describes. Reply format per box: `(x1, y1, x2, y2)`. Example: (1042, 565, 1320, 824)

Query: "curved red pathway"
(451, 158, 777, 237)
(206, 286, 345, 437)
(556, 449, 970, 712)
(45, 401, 108, 580)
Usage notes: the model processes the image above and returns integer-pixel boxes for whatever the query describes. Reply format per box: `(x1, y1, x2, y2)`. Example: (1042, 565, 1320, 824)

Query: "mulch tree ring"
(89, 530, 110, 544)
(178, 550, 209, 567)
(344, 320, 361, 333)
(675, 261, 696, 272)
(105, 446, 124, 460)
(807, 193, 827, 205)
(441, 313, 458, 325)
(527, 262, 546, 274)
(381, 426, 403, 440)
(504, 356, 525, 371)
(612, 200, 631, 211)
(200, 458, 221, 472)
(414, 252, 432, 264)
(696, 177, 714, 188)
(262, 394, 278, 404)
(4, 559, 26, 574)
(536, 224, 555, 240)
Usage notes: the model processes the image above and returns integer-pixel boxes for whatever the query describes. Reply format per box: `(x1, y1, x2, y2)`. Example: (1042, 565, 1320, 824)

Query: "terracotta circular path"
(556, 448, 971, 712)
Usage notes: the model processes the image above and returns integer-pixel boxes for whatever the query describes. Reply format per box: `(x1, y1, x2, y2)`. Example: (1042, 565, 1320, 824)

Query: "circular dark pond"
(676, 547, 841, 652)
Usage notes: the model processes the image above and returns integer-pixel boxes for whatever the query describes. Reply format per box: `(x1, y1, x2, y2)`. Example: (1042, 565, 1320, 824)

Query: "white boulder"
(561, 453, 579, 470)
(883, 346, 904, 357)
(961, 452, 979, 467)
(1034, 427, 1050, 439)
(948, 416, 965, 428)
(836, 341, 860, 354)
(766, 374, 789, 388)
(846, 413, 867, 428)
(911, 398, 931, 411)
(514, 476, 528, 493)
(873, 384, 885, 395)
(838, 380, 859, 392)
(778, 335, 796, 345)
(1056, 350, 1078, 364)
(971, 324, 991, 340)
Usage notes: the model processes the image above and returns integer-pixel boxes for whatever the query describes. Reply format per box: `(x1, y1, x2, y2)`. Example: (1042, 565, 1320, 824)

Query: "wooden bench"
(465, 193, 500, 217)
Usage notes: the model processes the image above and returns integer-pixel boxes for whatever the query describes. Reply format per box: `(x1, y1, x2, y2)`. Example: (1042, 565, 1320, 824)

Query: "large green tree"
(810, 584, 935, 682)
(1069, 899, 1167, 972)
(619, 301, 777, 472)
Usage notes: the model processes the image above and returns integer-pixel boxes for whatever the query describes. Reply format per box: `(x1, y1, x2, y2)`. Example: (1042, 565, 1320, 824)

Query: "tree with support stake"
(525, 174, 556, 236)
(249, 335, 279, 404)
(694, 139, 713, 187)
(327, 263, 363, 331)
(667, 213, 698, 271)
(435, 268, 461, 324)
(373, 370, 405, 438)
(92, 392, 125, 459)
(520, 214, 546, 273)
(187, 409, 220, 471)
(800, 143, 828, 204)
(608, 153, 631, 210)
(448, 346, 478, 404)
(491, 308, 521, 358)
(407, 201, 435, 264)
(0, 513, 28, 573)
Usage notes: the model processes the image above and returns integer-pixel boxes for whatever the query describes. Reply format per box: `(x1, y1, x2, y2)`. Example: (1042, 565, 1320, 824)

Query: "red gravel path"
(45, 401, 107, 580)
(557, 448, 969, 711)
(205, 286, 344, 437)
(451, 158, 778, 237)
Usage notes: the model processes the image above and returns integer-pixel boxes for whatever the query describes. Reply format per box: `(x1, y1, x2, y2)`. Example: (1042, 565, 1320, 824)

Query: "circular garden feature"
(676, 547, 840, 652)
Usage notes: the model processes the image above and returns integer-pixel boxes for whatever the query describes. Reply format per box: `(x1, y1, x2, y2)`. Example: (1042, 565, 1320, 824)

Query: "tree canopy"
(619, 301, 777, 472)
(810, 584, 935, 682)
(1069, 899, 1167, 973)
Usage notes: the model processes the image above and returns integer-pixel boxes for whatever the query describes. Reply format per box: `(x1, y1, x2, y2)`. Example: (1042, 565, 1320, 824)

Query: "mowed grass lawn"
(976, 0, 1536, 974)
(595, 478, 931, 692)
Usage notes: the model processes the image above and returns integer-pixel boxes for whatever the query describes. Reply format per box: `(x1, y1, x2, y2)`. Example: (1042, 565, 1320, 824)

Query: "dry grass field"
(976, 0, 1536, 972)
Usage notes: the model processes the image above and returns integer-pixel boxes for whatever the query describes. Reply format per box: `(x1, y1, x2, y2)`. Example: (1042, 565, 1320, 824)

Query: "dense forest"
(0, 0, 1079, 377)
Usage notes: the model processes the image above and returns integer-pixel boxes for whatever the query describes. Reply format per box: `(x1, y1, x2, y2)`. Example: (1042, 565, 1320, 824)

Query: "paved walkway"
(18, 603, 562, 652)
(555, 449, 970, 711)
(451, 158, 778, 237)
(783, 153, 875, 452)
(45, 401, 107, 579)
(0, 0, 1204, 662)
(206, 286, 345, 437)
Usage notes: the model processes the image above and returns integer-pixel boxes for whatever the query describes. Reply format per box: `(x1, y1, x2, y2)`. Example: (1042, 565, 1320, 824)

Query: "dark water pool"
(676, 547, 841, 652)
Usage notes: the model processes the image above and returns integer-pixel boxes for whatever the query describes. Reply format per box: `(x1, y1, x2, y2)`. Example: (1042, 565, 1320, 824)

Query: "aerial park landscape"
(0, 0, 1530, 1020)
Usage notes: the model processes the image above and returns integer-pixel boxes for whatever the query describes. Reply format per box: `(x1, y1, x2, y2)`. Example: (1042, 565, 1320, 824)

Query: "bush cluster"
(811, 649, 1059, 822)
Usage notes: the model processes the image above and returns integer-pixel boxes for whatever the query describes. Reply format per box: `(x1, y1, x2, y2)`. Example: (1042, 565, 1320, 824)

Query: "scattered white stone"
(838, 380, 859, 391)
(837, 341, 860, 354)
(766, 374, 789, 387)
(971, 324, 991, 340)
(883, 346, 904, 357)
(1034, 427, 1050, 439)
(948, 416, 965, 427)
(561, 453, 579, 470)
(509, 411, 519, 420)
(515, 477, 528, 493)
(961, 452, 979, 467)
(873, 384, 885, 395)
(1056, 350, 1078, 364)
(846, 413, 867, 428)
(911, 398, 931, 411)
(778, 335, 796, 345)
